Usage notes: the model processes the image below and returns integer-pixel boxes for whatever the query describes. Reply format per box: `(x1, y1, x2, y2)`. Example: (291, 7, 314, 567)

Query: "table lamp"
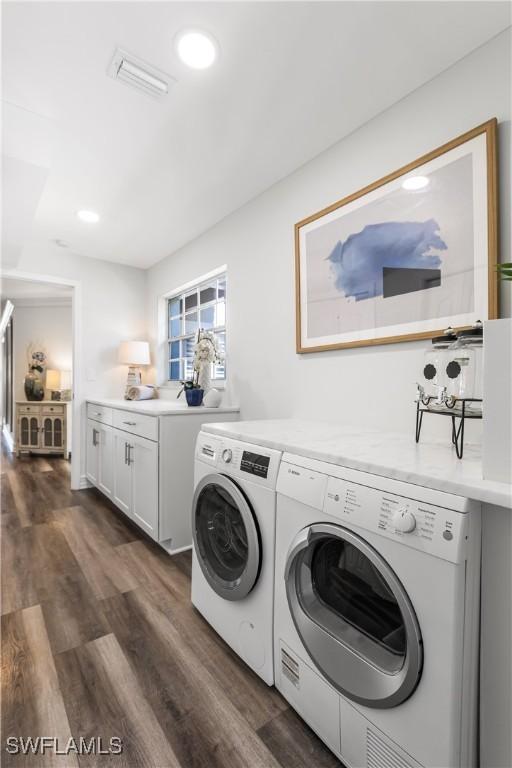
(118, 341, 150, 398)
(46, 369, 61, 400)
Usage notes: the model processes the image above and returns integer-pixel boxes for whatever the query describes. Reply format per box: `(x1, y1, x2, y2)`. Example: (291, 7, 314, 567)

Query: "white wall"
(12, 301, 72, 401)
(147, 30, 511, 443)
(10, 246, 147, 484)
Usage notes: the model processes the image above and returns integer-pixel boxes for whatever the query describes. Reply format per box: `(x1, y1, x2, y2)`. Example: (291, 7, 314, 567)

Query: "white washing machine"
(191, 431, 282, 685)
(274, 452, 481, 768)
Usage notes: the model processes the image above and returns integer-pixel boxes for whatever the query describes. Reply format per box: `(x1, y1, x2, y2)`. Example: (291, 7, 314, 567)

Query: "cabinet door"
(112, 429, 132, 517)
(97, 425, 113, 500)
(29, 416, 40, 447)
(86, 419, 99, 486)
(19, 416, 31, 448)
(42, 416, 54, 448)
(52, 417, 63, 448)
(131, 434, 158, 540)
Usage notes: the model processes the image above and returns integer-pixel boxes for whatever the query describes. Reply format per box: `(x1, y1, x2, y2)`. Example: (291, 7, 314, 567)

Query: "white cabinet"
(111, 428, 158, 535)
(16, 401, 69, 458)
(86, 419, 114, 500)
(97, 424, 113, 498)
(130, 434, 158, 538)
(112, 428, 132, 515)
(86, 419, 99, 486)
(85, 400, 239, 552)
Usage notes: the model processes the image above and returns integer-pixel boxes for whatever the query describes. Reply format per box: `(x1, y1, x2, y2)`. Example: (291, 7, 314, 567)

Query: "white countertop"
(202, 419, 511, 508)
(87, 397, 239, 417)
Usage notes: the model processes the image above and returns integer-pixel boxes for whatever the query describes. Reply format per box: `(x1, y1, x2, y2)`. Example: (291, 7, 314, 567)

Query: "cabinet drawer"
(87, 403, 112, 425)
(42, 404, 65, 415)
(112, 409, 158, 442)
(18, 404, 39, 414)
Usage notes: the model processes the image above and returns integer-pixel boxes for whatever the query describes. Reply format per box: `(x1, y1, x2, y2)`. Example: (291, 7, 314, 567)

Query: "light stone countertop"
(87, 397, 240, 417)
(201, 419, 511, 508)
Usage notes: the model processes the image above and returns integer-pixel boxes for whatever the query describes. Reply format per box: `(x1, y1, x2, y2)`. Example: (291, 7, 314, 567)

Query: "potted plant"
(176, 375, 204, 407)
(193, 329, 223, 393)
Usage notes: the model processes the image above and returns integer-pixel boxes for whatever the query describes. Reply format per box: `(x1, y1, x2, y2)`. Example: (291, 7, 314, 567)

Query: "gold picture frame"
(295, 118, 498, 354)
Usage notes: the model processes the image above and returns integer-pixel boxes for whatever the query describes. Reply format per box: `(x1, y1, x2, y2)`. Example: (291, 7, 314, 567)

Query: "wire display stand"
(415, 386, 482, 459)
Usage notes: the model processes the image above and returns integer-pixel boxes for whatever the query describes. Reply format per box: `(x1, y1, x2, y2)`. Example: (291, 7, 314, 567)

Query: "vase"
(24, 370, 45, 401)
(185, 388, 204, 407)
(197, 364, 211, 393)
(203, 388, 221, 408)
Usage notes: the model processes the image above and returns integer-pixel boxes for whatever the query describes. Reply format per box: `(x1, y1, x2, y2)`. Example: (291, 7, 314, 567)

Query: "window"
(167, 274, 226, 382)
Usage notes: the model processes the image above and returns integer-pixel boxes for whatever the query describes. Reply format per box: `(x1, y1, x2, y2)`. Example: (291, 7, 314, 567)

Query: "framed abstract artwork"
(295, 119, 498, 353)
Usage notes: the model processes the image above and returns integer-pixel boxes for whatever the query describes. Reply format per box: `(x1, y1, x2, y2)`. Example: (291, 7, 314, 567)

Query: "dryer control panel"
(324, 476, 469, 564)
(277, 460, 473, 564)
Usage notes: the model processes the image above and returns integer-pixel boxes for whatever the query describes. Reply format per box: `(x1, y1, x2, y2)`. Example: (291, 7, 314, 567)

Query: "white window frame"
(159, 266, 227, 389)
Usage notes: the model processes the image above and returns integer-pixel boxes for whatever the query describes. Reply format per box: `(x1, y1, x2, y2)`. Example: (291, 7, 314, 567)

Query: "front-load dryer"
(191, 431, 282, 685)
(274, 452, 481, 768)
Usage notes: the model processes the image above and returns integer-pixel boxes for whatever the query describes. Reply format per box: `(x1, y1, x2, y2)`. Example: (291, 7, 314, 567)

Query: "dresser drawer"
(87, 403, 113, 425)
(18, 404, 40, 414)
(42, 404, 65, 415)
(112, 409, 158, 441)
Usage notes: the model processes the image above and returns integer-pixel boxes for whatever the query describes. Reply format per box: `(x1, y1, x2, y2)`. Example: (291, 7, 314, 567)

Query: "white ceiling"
(2, 2, 510, 269)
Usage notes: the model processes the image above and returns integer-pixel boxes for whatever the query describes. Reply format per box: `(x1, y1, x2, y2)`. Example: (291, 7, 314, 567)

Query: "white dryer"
(191, 431, 282, 685)
(274, 453, 481, 768)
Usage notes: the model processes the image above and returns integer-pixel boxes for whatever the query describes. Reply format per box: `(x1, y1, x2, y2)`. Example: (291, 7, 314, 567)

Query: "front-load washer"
(274, 452, 481, 768)
(191, 431, 282, 685)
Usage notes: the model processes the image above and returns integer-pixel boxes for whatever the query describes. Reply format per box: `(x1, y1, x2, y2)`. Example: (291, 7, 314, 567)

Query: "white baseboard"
(2, 426, 14, 452)
(159, 540, 192, 556)
(79, 475, 93, 490)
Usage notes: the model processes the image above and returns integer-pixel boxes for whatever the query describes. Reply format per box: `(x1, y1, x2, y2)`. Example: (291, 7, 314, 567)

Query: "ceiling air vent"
(107, 48, 174, 98)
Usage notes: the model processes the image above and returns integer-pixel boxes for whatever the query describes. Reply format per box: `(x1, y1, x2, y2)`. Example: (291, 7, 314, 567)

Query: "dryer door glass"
(193, 474, 261, 601)
(286, 523, 423, 709)
(311, 538, 405, 666)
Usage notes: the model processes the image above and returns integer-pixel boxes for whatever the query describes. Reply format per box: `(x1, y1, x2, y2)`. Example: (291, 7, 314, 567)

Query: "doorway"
(0, 275, 79, 489)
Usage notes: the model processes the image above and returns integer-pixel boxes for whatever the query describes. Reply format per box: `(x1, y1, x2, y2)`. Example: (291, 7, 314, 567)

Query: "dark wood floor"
(1, 442, 341, 767)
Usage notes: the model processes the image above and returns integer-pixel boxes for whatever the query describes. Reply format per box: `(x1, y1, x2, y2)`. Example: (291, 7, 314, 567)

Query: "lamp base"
(124, 366, 142, 399)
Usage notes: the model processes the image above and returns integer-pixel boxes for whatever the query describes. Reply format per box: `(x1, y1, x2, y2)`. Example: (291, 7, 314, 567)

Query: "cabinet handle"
(92, 428, 98, 446)
(127, 444, 133, 466)
(122, 421, 136, 426)
(124, 442, 128, 465)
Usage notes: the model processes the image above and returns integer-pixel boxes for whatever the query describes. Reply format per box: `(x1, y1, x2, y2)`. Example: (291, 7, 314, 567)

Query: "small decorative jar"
(422, 328, 457, 406)
(445, 321, 483, 412)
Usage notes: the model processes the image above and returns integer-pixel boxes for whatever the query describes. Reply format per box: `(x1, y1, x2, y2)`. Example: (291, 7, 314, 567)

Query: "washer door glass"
(193, 474, 261, 601)
(286, 523, 423, 709)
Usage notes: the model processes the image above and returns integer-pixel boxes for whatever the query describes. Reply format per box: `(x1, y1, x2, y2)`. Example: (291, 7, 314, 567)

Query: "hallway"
(0, 444, 340, 767)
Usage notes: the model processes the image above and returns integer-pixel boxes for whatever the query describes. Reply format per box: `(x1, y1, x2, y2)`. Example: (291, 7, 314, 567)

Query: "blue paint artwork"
(328, 219, 447, 301)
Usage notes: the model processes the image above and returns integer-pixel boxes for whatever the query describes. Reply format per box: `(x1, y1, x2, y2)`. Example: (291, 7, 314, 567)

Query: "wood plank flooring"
(1, 442, 342, 767)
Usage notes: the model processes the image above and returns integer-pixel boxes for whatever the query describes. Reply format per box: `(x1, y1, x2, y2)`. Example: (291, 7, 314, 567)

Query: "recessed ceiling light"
(176, 30, 218, 70)
(54, 239, 69, 248)
(77, 209, 100, 223)
(402, 176, 430, 191)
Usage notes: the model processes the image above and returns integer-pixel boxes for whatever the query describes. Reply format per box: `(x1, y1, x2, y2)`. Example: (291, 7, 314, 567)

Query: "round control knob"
(392, 509, 417, 533)
(222, 448, 233, 464)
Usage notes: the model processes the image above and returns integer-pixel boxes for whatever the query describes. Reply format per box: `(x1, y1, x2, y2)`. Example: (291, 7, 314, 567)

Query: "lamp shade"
(46, 369, 60, 390)
(60, 370, 72, 389)
(118, 340, 150, 365)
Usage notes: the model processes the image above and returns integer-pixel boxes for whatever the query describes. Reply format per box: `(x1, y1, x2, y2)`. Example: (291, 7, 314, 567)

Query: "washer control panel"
(324, 476, 468, 564)
(240, 450, 271, 479)
(196, 432, 281, 488)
